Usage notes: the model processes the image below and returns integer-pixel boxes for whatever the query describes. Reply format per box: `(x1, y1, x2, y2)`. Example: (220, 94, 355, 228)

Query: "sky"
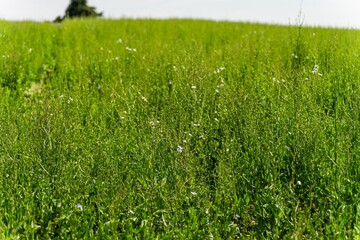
(0, 0, 360, 29)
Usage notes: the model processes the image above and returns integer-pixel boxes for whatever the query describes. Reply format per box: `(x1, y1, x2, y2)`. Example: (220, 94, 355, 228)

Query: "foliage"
(55, 0, 102, 22)
(1, 18, 360, 238)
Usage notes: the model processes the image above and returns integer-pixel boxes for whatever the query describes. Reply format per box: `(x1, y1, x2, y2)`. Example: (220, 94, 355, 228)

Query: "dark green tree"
(65, 0, 103, 18)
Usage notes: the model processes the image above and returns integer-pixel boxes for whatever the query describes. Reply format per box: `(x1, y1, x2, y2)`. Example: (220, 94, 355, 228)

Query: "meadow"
(1, 18, 360, 238)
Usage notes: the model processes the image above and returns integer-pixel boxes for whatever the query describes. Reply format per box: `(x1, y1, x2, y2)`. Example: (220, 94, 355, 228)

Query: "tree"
(65, 0, 102, 18)
(54, 0, 102, 22)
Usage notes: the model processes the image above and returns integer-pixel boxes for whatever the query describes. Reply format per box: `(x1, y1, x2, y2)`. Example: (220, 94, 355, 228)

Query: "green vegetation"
(1, 18, 360, 238)
(54, 0, 102, 23)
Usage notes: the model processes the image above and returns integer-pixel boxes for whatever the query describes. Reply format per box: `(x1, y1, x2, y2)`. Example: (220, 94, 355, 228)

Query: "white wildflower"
(297, 181, 302, 185)
(75, 204, 83, 211)
(126, 47, 136, 52)
(214, 67, 225, 74)
(117, 38, 123, 44)
(312, 64, 319, 74)
(129, 210, 135, 214)
(190, 191, 197, 195)
(318, 73, 323, 77)
(177, 145, 183, 153)
(215, 89, 220, 93)
(141, 96, 147, 102)
(291, 53, 298, 59)
(191, 85, 197, 89)
(193, 123, 200, 127)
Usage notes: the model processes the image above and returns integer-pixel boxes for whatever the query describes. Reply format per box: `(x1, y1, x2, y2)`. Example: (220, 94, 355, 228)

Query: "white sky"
(0, 0, 359, 29)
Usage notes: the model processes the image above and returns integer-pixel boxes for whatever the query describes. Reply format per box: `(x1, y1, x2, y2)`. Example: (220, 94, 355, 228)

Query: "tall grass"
(1, 18, 360, 238)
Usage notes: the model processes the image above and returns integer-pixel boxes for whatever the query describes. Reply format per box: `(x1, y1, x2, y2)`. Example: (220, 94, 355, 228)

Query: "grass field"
(1, 18, 360, 238)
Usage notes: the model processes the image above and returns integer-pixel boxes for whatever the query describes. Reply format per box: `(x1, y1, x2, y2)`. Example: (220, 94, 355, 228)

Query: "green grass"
(1, 18, 360, 238)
